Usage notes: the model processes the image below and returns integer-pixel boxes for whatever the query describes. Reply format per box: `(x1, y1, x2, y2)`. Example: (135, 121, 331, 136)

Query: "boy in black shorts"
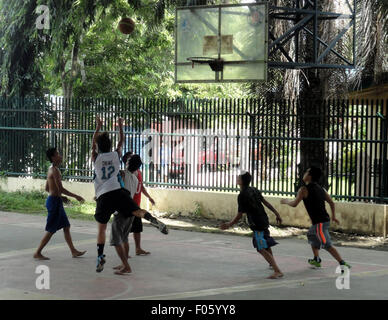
(281, 166, 351, 270)
(220, 171, 284, 279)
(92, 116, 168, 273)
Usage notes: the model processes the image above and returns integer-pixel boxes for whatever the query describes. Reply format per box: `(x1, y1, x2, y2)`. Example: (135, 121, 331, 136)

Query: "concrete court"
(0, 211, 387, 300)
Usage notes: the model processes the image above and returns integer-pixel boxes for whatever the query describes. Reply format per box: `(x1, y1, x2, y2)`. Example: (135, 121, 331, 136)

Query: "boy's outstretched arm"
(280, 187, 307, 207)
(324, 190, 339, 224)
(262, 198, 282, 225)
(52, 168, 84, 203)
(220, 212, 243, 230)
(116, 117, 124, 157)
(91, 116, 102, 162)
(141, 185, 155, 205)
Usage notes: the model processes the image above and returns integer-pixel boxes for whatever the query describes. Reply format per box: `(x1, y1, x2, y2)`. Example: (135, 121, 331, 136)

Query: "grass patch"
(0, 189, 96, 221)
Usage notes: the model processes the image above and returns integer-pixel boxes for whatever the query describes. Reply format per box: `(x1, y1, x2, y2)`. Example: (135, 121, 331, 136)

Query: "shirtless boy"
(33, 147, 86, 260)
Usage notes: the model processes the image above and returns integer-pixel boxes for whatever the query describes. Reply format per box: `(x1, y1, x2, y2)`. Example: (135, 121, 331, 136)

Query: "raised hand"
(96, 115, 102, 128)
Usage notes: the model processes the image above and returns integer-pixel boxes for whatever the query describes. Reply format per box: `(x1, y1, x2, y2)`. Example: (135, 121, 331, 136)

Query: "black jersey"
(238, 187, 269, 231)
(302, 183, 330, 225)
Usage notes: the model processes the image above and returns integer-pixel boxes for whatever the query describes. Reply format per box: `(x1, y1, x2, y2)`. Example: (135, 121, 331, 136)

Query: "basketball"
(118, 17, 135, 35)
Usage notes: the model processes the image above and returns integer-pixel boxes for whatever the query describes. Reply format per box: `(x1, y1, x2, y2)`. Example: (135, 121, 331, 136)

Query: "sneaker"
(340, 261, 352, 273)
(151, 219, 169, 235)
(96, 254, 106, 273)
(308, 258, 321, 268)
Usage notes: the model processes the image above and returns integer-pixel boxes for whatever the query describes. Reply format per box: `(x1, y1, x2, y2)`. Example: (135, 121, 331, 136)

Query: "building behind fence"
(0, 96, 387, 203)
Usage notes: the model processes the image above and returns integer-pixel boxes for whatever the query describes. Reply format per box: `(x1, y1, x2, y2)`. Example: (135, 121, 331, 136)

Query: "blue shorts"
(307, 221, 332, 249)
(45, 196, 70, 234)
(252, 229, 278, 251)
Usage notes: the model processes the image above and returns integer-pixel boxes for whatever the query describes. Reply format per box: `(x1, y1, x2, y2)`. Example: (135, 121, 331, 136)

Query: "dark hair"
(96, 132, 111, 153)
(46, 147, 57, 163)
(122, 151, 133, 165)
(127, 154, 142, 173)
(308, 166, 322, 182)
(240, 171, 252, 187)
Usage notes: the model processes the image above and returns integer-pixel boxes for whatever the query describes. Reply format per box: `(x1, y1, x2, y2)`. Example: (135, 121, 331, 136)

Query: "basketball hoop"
(187, 57, 224, 72)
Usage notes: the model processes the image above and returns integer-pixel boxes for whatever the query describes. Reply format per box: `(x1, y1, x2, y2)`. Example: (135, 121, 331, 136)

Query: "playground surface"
(0, 211, 387, 300)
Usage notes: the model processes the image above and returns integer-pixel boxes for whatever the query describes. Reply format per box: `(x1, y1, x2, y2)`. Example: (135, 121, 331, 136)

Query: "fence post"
(382, 115, 388, 202)
(377, 110, 387, 203)
(50, 111, 55, 147)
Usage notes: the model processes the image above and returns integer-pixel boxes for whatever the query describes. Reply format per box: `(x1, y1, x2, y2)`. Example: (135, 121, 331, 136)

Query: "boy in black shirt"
(220, 171, 284, 279)
(281, 167, 351, 270)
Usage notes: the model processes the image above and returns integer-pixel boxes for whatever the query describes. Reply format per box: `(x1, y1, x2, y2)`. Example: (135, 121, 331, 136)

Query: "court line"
(159, 238, 388, 268)
(0, 238, 97, 260)
(127, 268, 388, 300)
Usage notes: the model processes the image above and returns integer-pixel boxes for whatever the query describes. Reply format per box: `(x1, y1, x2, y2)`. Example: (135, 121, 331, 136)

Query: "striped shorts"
(307, 221, 332, 249)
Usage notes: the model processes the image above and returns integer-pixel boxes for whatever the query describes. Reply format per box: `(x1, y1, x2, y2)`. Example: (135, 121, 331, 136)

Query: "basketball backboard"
(175, 2, 268, 83)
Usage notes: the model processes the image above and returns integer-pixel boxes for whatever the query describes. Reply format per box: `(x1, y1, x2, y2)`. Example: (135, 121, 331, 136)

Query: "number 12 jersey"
(93, 151, 123, 199)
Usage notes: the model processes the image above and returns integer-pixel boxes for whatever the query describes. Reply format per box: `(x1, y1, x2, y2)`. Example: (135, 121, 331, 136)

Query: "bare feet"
(136, 249, 150, 256)
(72, 250, 87, 258)
(114, 266, 132, 275)
(267, 272, 284, 279)
(113, 265, 124, 270)
(33, 253, 50, 260)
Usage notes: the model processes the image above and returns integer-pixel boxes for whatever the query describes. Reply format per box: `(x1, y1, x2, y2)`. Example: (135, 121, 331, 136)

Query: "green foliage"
(0, 189, 95, 219)
(0, 0, 252, 99)
(0, 97, 51, 175)
(0, 0, 45, 97)
(192, 201, 203, 218)
(0, 189, 46, 213)
(50, 8, 250, 99)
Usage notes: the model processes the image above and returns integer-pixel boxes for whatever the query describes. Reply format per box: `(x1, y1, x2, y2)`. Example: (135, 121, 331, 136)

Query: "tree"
(0, 0, 45, 97)
(353, 0, 388, 88)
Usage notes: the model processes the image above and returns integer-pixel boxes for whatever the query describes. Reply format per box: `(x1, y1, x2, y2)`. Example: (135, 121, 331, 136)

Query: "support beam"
(268, 0, 356, 69)
(317, 19, 354, 63)
(269, 14, 313, 50)
(302, 27, 352, 65)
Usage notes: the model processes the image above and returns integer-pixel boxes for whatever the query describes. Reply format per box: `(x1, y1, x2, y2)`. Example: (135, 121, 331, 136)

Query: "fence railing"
(0, 96, 387, 203)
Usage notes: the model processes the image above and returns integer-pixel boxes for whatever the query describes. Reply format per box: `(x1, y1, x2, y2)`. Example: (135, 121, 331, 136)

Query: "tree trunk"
(297, 1, 330, 190)
(298, 71, 328, 189)
(61, 39, 80, 129)
(59, 39, 80, 159)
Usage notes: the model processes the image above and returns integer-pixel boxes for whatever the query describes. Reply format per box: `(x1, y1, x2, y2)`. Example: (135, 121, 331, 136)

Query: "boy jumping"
(220, 171, 284, 279)
(33, 148, 86, 260)
(281, 166, 351, 270)
(92, 116, 168, 273)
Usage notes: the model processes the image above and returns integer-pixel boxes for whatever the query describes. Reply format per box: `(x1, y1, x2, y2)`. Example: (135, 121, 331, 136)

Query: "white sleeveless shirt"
(93, 151, 123, 199)
(123, 171, 138, 199)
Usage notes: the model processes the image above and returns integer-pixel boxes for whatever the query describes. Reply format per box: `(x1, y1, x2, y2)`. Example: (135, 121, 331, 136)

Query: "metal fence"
(0, 96, 387, 203)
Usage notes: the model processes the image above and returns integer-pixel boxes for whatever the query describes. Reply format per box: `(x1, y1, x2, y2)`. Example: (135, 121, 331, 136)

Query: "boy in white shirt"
(92, 116, 168, 274)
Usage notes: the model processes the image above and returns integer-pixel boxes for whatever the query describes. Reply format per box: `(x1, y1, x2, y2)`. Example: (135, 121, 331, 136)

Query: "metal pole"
(313, 0, 318, 64)
(377, 111, 387, 203)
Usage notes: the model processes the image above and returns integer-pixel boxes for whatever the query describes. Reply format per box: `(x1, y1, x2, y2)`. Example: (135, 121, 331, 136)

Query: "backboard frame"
(175, 2, 269, 83)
